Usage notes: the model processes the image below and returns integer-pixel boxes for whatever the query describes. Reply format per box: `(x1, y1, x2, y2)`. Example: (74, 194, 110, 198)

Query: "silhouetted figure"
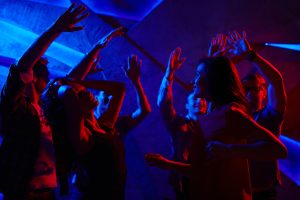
(0, 4, 88, 200)
(227, 31, 287, 200)
(157, 47, 207, 200)
(146, 55, 287, 200)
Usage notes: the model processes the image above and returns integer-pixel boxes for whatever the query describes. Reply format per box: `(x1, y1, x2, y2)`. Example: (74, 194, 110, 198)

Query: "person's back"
(191, 103, 252, 200)
(249, 105, 284, 195)
(0, 64, 43, 198)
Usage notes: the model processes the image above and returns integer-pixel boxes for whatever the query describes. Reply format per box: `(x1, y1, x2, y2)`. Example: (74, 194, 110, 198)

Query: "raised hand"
(227, 31, 252, 57)
(88, 56, 104, 74)
(167, 47, 186, 75)
(208, 33, 228, 57)
(53, 3, 89, 32)
(97, 27, 125, 48)
(124, 54, 142, 84)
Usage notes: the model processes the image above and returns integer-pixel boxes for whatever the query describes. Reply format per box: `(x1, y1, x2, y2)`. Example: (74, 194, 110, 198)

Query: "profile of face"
(69, 83, 99, 113)
(186, 93, 207, 115)
(193, 63, 209, 100)
(95, 91, 112, 117)
(242, 79, 266, 112)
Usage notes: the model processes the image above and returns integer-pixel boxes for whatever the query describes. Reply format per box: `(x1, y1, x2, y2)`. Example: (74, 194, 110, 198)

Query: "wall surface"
(0, 0, 300, 199)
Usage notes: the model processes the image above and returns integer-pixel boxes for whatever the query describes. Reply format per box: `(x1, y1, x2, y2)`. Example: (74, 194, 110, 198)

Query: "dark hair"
(41, 79, 75, 183)
(198, 56, 250, 113)
(33, 57, 49, 81)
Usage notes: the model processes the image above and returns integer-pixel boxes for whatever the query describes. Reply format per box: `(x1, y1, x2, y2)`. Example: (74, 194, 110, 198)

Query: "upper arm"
(97, 83, 126, 129)
(267, 79, 287, 113)
(227, 105, 278, 142)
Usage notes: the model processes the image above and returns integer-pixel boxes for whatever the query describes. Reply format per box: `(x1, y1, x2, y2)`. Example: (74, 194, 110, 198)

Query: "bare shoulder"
(225, 102, 250, 120)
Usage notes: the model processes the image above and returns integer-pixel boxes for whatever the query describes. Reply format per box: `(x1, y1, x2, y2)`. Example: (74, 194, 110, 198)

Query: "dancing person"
(95, 54, 151, 137)
(227, 30, 287, 200)
(0, 4, 89, 200)
(157, 47, 207, 200)
(145, 54, 287, 200)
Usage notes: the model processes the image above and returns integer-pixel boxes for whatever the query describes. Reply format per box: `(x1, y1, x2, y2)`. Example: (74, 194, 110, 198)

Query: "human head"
(193, 56, 249, 110)
(94, 91, 112, 118)
(33, 57, 50, 94)
(186, 93, 207, 116)
(242, 72, 267, 112)
(67, 82, 99, 114)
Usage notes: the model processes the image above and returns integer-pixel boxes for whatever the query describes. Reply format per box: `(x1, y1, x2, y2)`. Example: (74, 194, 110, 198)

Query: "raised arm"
(67, 27, 125, 80)
(207, 34, 228, 57)
(84, 81, 126, 129)
(17, 4, 88, 73)
(228, 31, 287, 112)
(116, 55, 151, 133)
(157, 47, 186, 122)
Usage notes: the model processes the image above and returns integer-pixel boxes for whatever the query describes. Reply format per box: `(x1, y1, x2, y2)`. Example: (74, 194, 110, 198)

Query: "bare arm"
(80, 80, 126, 129)
(117, 55, 151, 132)
(17, 4, 89, 73)
(252, 54, 286, 112)
(68, 27, 125, 80)
(157, 47, 186, 122)
(206, 105, 287, 161)
(145, 153, 191, 175)
(227, 31, 287, 112)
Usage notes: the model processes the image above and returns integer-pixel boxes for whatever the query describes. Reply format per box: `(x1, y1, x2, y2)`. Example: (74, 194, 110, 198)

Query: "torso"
(191, 103, 252, 200)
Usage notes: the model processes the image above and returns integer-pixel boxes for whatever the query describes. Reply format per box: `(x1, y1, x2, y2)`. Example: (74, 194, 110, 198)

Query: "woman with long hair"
(146, 55, 287, 200)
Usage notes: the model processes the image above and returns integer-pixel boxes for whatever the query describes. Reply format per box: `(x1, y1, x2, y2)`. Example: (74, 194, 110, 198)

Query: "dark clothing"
(80, 128, 126, 200)
(157, 77, 194, 199)
(41, 80, 127, 200)
(252, 188, 277, 200)
(250, 105, 284, 199)
(0, 65, 41, 198)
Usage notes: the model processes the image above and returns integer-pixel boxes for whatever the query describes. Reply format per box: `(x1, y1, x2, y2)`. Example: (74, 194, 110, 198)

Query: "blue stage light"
(265, 43, 300, 51)
(279, 135, 300, 186)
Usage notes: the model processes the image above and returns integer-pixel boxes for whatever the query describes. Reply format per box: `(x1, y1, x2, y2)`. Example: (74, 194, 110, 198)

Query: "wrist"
(50, 22, 65, 34)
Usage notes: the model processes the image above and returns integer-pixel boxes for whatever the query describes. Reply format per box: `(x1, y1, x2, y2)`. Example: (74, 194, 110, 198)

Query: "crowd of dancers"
(0, 4, 287, 200)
